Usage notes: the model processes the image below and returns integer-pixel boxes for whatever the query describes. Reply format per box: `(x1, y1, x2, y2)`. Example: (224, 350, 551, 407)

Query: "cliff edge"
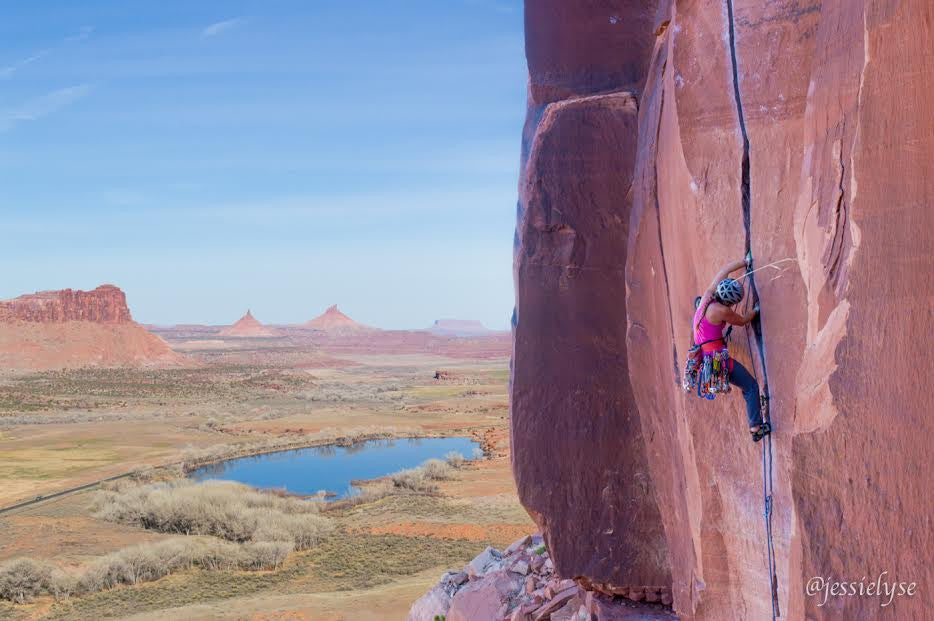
(512, 2, 932, 620)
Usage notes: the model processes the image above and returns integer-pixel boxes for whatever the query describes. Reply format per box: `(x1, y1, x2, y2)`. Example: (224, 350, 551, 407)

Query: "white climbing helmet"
(716, 278, 744, 305)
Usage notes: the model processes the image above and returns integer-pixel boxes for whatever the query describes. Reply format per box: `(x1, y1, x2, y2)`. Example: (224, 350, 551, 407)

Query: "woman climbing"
(691, 258, 770, 441)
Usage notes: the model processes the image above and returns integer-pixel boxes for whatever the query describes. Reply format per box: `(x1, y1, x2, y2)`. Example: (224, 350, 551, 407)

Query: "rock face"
(0, 285, 186, 370)
(513, 2, 932, 620)
(219, 310, 278, 337)
(0, 284, 132, 323)
(428, 319, 498, 337)
(303, 305, 371, 332)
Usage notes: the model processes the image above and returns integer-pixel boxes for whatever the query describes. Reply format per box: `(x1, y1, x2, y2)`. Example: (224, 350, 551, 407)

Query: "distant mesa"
(0, 284, 188, 371)
(304, 305, 373, 332)
(428, 319, 500, 337)
(220, 310, 279, 337)
(0, 284, 132, 324)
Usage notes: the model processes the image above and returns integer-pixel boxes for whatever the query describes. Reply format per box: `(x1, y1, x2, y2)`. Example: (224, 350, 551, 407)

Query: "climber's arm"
(706, 259, 747, 293)
(711, 303, 758, 326)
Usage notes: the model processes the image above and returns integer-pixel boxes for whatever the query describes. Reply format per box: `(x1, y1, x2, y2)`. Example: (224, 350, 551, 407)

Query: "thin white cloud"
(202, 17, 247, 38)
(0, 84, 92, 132)
(0, 49, 51, 79)
(1, 27, 93, 79)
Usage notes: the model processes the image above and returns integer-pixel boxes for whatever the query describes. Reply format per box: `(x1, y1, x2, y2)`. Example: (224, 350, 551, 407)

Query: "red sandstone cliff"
(0, 285, 187, 370)
(0, 284, 132, 323)
(513, 2, 932, 620)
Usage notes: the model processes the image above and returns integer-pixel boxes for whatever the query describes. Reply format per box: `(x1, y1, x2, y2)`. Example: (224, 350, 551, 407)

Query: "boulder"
(466, 546, 498, 578)
(447, 570, 520, 621)
(406, 584, 452, 621)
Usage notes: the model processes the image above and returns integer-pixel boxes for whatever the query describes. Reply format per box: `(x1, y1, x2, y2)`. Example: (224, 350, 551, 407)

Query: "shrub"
(420, 459, 453, 481)
(0, 558, 54, 604)
(444, 451, 465, 468)
(93, 480, 332, 549)
(390, 458, 455, 493)
(391, 468, 435, 492)
(242, 541, 293, 570)
(0, 538, 301, 603)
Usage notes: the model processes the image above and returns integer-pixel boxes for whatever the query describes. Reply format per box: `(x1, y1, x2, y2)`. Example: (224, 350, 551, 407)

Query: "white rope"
(738, 257, 796, 282)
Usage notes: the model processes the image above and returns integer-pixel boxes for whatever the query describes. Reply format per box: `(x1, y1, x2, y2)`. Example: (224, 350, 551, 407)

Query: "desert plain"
(0, 319, 531, 621)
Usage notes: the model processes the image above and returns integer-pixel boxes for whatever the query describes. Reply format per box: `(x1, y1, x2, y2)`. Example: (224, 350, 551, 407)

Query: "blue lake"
(188, 437, 481, 499)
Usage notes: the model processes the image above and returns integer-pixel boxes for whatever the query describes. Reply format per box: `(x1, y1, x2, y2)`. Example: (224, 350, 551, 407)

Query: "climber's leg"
(729, 361, 763, 429)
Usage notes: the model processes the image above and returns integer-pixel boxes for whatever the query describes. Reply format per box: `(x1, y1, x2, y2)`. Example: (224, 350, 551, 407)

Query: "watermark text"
(806, 572, 917, 607)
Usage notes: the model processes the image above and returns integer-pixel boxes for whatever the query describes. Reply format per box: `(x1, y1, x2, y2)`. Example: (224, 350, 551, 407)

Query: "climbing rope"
(742, 277, 780, 620)
(737, 258, 796, 284)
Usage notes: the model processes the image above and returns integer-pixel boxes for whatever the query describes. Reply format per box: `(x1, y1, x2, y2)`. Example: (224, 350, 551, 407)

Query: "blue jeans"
(730, 361, 762, 428)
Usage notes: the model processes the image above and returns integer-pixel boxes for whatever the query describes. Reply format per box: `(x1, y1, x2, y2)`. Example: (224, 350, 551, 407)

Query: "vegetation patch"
(93, 480, 333, 548)
(305, 532, 484, 590)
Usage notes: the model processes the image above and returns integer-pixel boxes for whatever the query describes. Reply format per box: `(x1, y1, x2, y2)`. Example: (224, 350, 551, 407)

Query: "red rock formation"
(303, 305, 372, 332)
(512, 0, 671, 595)
(513, 2, 932, 620)
(219, 310, 278, 337)
(428, 319, 498, 337)
(0, 284, 132, 323)
(0, 285, 187, 370)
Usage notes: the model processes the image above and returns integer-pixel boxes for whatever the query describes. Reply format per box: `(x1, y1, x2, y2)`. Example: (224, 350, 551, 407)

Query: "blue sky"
(0, 0, 524, 329)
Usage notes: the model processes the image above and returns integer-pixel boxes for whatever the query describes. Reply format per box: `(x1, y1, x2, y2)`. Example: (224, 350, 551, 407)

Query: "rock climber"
(693, 258, 770, 441)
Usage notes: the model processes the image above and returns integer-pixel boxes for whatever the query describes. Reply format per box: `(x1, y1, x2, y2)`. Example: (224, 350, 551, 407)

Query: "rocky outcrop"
(408, 535, 676, 621)
(0, 285, 187, 370)
(0, 285, 132, 323)
(303, 305, 372, 332)
(513, 2, 932, 620)
(219, 310, 279, 337)
(428, 319, 498, 337)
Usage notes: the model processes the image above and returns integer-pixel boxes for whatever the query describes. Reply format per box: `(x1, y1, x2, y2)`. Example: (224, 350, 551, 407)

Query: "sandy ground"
(120, 568, 442, 621)
(0, 335, 531, 620)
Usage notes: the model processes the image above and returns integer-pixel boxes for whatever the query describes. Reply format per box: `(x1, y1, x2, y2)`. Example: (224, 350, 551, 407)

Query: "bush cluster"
(94, 480, 332, 548)
(390, 457, 460, 493)
(0, 538, 293, 604)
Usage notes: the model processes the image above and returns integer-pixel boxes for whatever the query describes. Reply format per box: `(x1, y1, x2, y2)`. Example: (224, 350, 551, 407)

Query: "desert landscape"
(4, 1, 930, 620)
(0, 286, 531, 620)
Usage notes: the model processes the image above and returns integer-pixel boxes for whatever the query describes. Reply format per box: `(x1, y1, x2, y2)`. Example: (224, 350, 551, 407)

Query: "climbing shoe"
(751, 421, 772, 443)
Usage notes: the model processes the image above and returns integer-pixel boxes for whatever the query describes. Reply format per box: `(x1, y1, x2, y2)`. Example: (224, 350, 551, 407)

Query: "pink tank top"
(693, 293, 726, 353)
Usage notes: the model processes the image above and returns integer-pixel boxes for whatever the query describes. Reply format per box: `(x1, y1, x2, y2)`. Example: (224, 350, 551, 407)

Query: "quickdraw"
(683, 347, 732, 399)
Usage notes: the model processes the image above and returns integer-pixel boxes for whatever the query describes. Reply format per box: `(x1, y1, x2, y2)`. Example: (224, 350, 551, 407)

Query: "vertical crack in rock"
(727, 3, 780, 619)
(826, 132, 849, 289)
(651, 81, 680, 386)
(725, 0, 770, 397)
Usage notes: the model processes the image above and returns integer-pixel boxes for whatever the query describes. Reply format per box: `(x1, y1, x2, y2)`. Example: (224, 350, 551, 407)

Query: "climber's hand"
(749, 304, 760, 323)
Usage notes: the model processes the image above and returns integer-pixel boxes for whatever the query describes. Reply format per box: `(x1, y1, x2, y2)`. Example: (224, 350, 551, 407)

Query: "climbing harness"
(682, 294, 735, 399)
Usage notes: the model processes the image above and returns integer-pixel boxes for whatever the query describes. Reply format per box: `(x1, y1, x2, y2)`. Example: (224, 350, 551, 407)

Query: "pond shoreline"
(180, 426, 494, 475)
(186, 433, 487, 500)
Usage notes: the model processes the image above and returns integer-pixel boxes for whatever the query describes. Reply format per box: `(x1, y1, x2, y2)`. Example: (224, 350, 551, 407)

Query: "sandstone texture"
(219, 310, 279, 337)
(0, 285, 186, 371)
(512, 2, 932, 620)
